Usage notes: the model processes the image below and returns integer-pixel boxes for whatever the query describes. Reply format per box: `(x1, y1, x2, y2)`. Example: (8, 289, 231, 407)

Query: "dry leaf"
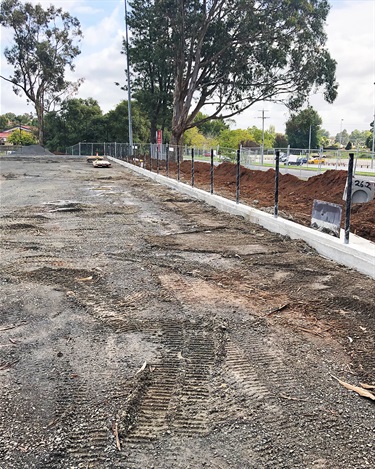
(332, 376, 375, 401)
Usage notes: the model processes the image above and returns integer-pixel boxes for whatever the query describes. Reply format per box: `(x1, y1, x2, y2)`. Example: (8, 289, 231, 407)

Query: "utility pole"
(124, 0, 133, 156)
(257, 109, 269, 165)
(339, 118, 344, 148)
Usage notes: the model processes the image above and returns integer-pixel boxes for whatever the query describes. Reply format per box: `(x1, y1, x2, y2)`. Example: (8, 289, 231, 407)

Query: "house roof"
(2, 125, 33, 133)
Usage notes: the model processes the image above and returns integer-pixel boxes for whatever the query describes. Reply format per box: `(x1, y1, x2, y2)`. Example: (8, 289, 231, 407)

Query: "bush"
(7, 130, 37, 145)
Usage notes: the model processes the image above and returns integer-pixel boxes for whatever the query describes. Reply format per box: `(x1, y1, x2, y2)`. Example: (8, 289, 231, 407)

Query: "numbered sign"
(343, 178, 375, 203)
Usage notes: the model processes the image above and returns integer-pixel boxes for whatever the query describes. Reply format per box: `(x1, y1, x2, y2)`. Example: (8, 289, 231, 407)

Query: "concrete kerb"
(108, 157, 375, 279)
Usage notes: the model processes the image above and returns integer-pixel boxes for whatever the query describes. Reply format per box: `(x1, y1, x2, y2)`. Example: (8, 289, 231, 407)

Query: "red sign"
(157, 130, 162, 144)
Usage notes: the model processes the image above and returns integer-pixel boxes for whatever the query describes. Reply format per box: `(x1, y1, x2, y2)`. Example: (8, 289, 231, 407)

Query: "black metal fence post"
(156, 145, 159, 174)
(344, 153, 354, 244)
(191, 148, 195, 187)
(177, 146, 180, 182)
(166, 143, 169, 177)
(274, 150, 280, 218)
(210, 149, 214, 194)
(236, 149, 240, 204)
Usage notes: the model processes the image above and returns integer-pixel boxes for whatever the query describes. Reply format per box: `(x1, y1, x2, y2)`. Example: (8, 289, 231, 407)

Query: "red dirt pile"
(148, 159, 375, 242)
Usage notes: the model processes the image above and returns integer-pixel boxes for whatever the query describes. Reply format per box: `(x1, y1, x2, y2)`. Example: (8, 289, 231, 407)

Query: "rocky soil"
(0, 154, 374, 469)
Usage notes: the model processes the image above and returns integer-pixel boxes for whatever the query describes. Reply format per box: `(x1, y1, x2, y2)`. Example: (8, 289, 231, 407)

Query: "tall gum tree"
(128, 0, 338, 151)
(0, 0, 83, 144)
(126, 0, 174, 143)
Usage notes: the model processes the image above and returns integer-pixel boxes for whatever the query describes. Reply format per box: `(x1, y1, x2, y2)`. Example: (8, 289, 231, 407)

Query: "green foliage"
(183, 127, 208, 147)
(44, 98, 150, 152)
(44, 98, 103, 151)
(0, 115, 8, 130)
(274, 133, 288, 148)
(349, 129, 370, 146)
(335, 129, 349, 147)
(128, 0, 337, 145)
(126, 0, 174, 142)
(7, 129, 37, 145)
(246, 126, 275, 148)
(193, 112, 229, 138)
(218, 129, 253, 149)
(363, 122, 374, 149)
(105, 100, 150, 143)
(0, 0, 83, 144)
(285, 107, 322, 148)
(0, 112, 37, 130)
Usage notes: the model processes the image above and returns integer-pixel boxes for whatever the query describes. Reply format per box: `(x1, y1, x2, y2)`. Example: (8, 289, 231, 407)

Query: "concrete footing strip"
(108, 157, 375, 279)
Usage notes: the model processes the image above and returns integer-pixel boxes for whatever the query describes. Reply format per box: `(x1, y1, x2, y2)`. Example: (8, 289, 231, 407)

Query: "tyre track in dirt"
(1, 156, 374, 468)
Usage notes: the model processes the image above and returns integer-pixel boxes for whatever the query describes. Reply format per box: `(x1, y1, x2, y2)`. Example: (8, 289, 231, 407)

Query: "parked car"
(308, 156, 325, 164)
(275, 152, 288, 162)
(285, 155, 305, 166)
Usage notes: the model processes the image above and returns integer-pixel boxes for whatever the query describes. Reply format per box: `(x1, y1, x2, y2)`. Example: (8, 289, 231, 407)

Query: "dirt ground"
(0, 154, 374, 469)
(161, 160, 375, 243)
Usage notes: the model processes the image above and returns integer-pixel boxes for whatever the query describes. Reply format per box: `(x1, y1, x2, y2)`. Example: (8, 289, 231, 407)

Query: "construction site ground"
(0, 154, 374, 469)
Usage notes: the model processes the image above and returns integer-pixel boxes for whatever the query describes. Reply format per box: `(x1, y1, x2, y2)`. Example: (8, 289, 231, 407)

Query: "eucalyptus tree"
(126, 0, 174, 142)
(0, 0, 83, 144)
(127, 0, 337, 150)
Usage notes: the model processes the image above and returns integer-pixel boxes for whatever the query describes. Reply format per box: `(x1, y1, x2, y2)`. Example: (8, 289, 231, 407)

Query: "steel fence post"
(344, 153, 354, 244)
(274, 150, 280, 218)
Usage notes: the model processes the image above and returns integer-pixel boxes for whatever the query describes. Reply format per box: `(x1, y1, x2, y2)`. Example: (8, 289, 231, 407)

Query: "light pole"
(372, 82, 375, 169)
(124, 0, 133, 156)
(339, 118, 344, 148)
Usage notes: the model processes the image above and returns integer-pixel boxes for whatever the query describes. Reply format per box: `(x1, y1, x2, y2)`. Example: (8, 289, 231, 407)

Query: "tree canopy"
(0, 0, 83, 144)
(127, 0, 337, 147)
(126, 0, 174, 142)
(335, 129, 349, 147)
(43, 98, 150, 152)
(285, 107, 322, 149)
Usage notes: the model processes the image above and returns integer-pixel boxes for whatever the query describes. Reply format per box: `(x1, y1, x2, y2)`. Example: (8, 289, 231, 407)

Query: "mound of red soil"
(148, 159, 375, 242)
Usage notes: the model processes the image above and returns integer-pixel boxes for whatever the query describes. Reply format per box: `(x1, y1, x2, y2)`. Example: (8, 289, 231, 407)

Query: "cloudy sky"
(0, 0, 374, 139)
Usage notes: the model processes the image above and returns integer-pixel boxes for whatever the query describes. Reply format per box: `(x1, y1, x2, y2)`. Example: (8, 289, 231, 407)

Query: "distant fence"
(65, 141, 374, 171)
(0, 145, 22, 154)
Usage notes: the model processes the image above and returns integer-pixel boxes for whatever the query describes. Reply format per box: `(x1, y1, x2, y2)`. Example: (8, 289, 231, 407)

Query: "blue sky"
(1, 0, 374, 138)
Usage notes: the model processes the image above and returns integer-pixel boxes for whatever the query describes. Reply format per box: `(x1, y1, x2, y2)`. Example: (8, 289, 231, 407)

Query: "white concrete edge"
(108, 157, 375, 279)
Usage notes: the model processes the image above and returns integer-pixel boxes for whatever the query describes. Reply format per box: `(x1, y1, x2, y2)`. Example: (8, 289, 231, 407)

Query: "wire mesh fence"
(65, 142, 374, 243)
(66, 141, 374, 171)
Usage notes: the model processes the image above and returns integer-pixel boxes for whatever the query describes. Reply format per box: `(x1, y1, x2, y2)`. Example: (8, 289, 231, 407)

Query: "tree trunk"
(36, 102, 44, 145)
(150, 118, 157, 144)
(170, 88, 186, 160)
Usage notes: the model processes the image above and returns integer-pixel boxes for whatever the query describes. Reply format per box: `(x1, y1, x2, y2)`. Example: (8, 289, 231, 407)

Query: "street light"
(124, 0, 133, 156)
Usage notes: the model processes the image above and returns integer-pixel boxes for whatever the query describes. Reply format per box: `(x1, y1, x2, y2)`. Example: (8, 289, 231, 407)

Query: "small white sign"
(343, 178, 375, 203)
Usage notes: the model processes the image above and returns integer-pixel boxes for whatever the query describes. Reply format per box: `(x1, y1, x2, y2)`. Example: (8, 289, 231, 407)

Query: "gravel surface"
(0, 154, 374, 469)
